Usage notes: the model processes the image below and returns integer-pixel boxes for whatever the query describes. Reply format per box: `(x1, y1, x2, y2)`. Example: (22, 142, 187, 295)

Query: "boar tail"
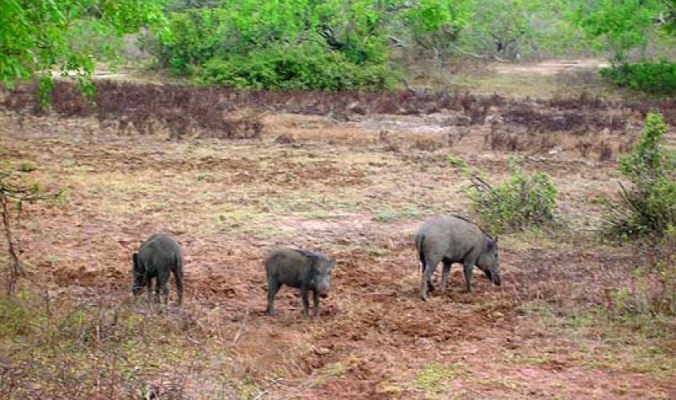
(417, 234, 426, 273)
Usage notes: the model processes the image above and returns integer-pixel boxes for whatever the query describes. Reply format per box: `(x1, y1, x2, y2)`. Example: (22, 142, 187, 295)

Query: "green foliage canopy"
(458, 0, 585, 60)
(0, 0, 166, 90)
(156, 0, 471, 89)
(571, 0, 675, 62)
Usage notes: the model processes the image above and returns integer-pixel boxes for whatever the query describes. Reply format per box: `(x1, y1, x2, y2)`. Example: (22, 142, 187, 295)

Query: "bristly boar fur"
(415, 215, 501, 301)
(265, 248, 336, 318)
(132, 234, 184, 305)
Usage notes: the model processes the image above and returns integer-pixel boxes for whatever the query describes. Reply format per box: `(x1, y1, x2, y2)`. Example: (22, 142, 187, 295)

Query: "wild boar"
(132, 234, 184, 305)
(265, 248, 336, 317)
(415, 215, 501, 301)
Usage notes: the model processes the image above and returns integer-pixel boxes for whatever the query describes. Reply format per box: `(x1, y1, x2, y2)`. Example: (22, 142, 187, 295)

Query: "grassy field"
(0, 60, 674, 399)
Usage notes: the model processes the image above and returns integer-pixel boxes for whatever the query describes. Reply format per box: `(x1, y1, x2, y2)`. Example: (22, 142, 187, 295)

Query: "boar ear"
(494, 236, 499, 245)
(132, 253, 139, 268)
(329, 258, 336, 269)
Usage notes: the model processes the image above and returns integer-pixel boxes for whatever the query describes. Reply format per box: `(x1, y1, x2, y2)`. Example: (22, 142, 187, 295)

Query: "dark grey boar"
(415, 215, 501, 301)
(265, 248, 336, 317)
(132, 234, 184, 305)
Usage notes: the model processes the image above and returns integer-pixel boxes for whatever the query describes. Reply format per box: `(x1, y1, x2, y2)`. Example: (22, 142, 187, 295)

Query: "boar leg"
(174, 268, 183, 306)
(313, 290, 320, 317)
(463, 260, 475, 293)
(300, 286, 310, 317)
(440, 261, 452, 294)
(146, 275, 155, 303)
(158, 269, 170, 305)
(420, 259, 438, 301)
(265, 279, 282, 315)
(420, 256, 434, 292)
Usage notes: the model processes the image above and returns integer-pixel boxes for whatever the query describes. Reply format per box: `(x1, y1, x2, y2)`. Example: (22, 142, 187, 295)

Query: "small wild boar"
(132, 234, 184, 305)
(415, 215, 501, 301)
(264, 248, 336, 317)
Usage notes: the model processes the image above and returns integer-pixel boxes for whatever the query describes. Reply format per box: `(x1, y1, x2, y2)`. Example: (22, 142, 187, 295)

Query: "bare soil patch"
(495, 59, 610, 76)
(0, 76, 675, 399)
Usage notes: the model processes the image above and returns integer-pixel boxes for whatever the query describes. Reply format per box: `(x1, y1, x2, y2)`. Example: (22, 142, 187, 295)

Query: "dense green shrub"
(467, 165, 557, 235)
(156, 9, 230, 76)
(166, 0, 223, 12)
(605, 113, 676, 239)
(198, 43, 395, 90)
(153, 1, 470, 90)
(600, 61, 676, 95)
(156, 7, 394, 89)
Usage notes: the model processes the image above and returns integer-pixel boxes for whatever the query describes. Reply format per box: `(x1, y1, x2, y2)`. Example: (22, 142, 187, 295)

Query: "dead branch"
(448, 44, 511, 63)
(232, 306, 250, 346)
(470, 174, 495, 194)
(1, 172, 61, 295)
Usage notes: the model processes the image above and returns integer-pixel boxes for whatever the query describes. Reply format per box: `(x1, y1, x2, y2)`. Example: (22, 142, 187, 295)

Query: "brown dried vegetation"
(0, 79, 675, 399)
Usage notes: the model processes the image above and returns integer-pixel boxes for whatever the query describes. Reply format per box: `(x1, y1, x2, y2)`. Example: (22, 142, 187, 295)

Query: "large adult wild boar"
(132, 234, 184, 305)
(415, 215, 501, 301)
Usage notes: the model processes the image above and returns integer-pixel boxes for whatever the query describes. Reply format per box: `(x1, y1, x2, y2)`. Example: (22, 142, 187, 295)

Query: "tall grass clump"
(604, 113, 676, 317)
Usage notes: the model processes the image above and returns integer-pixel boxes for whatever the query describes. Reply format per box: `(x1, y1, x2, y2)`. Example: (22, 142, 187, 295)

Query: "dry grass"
(1, 65, 675, 399)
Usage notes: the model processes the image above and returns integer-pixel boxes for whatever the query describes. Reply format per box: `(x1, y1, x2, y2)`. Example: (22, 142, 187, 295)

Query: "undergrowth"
(600, 61, 676, 96)
(467, 161, 557, 235)
(199, 43, 395, 91)
(0, 290, 257, 399)
(603, 113, 676, 317)
(605, 113, 676, 240)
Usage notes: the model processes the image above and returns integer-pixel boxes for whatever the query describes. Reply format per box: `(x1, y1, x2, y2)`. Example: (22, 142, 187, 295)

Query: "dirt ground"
(1, 64, 675, 399)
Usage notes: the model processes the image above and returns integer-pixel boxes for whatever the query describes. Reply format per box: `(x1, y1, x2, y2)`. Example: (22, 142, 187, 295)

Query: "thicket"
(199, 42, 393, 91)
(153, 0, 594, 90)
(154, 2, 434, 90)
(600, 61, 676, 95)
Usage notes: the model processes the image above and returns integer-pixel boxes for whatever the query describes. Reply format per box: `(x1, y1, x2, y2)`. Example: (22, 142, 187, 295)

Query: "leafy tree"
(156, 0, 471, 89)
(0, 0, 166, 101)
(656, 0, 676, 32)
(166, 0, 223, 12)
(396, 0, 471, 62)
(458, 0, 585, 61)
(571, 0, 672, 62)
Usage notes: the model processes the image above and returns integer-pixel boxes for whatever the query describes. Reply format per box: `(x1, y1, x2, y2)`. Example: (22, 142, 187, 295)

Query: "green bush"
(156, 9, 232, 76)
(198, 43, 395, 91)
(605, 113, 676, 240)
(155, 8, 395, 90)
(467, 166, 557, 235)
(600, 61, 676, 95)
(155, 3, 460, 90)
(166, 0, 223, 12)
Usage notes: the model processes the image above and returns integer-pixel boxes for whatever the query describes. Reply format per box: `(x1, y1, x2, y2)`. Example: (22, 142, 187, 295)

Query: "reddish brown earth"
(0, 81, 675, 399)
